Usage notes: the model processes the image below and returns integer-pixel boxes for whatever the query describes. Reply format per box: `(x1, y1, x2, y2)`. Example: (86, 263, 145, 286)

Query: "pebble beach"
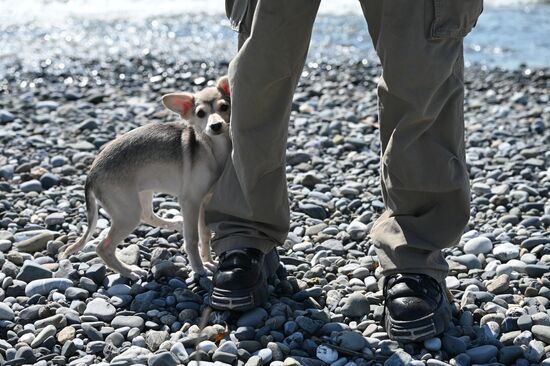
(1, 1, 550, 366)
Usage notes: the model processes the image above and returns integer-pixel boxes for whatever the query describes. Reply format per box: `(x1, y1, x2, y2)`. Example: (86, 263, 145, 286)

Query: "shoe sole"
(210, 249, 279, 312)
(384, 289, 451, 342)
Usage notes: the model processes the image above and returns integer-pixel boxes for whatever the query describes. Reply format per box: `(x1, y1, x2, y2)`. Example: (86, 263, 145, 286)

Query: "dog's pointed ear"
(216, 76, 230, 97)
(162, 93, 194, 118)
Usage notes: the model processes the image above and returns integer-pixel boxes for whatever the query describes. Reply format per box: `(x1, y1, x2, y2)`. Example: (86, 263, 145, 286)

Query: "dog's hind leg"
(97, 195, 147, 281)
(181, 197, 206, 276)
(198, 203, 216, 271)
(60, 181, 98, 259)
(139, 191, 183, 232)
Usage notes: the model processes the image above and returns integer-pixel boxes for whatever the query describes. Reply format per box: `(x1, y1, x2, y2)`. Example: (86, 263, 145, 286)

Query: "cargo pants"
(205, 0, 483, 283)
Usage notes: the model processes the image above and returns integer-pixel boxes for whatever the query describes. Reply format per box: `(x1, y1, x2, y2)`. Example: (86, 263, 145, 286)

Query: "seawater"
(0, 0, 548, 69)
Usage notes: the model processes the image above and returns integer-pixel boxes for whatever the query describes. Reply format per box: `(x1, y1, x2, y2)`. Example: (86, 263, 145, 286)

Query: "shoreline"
(1, 8, 550, 72)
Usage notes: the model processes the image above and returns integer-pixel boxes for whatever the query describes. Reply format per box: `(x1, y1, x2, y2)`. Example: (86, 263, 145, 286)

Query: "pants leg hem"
(379, 267, 448, 285)
(212, 235, 278, 255)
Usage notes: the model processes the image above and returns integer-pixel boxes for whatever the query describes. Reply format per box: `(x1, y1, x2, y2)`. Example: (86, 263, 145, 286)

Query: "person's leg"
(206, 0, 320, 310)
(359, 0, 482, 340)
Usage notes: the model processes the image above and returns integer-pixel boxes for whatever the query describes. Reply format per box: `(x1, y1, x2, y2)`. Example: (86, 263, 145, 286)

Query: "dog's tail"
(59, 179, 98, 259)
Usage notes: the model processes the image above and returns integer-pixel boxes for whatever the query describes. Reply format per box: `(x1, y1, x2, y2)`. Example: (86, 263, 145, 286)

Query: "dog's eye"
(219, 104, 229, 112)
(196, 110, 206, 118)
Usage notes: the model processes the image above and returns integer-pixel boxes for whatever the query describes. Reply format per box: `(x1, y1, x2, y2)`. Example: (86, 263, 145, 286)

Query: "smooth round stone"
(498, 345, 523, 364)
(15, 231, 54, 253)
(132, 335, 146, 348)
(25, 278, 73, 296)
(86, 263, 107, 284)
(170, 342, 189, 363)
(20, 179, 43, 193)
(346, 220, 368, 240)
(217, 341, 238, 355)
(107, 284, 132, 297)
(235, 326, 255, 341)
(336, 331, 367, 351)
(298, 203, 327, 220)
(449, 254, 481, 269)
(15, 346, 36, 364)
(340, 293, 370, 318)
(84, 298, 116, 322)
(44, 212, 65, 226)
(118, 244, 140, 265)
(0, 164, 14, 180)
(293, 242, 313, 252)
(16, 261, 53, 282)
(526, 264, 550, 278)
(531, 313, 550, 326)
(426, 360, 450, 366)
(506, 259, 527, 274)
(0, 239, 12, 252)
(496, 263, 514, 276)
(445, 276, 460, 290)
(513, 330, 533, 346)
(518, 315, 533, 331)
(352, 267, 370, 280)
(492, 243, 519, 261)
(31, 324, 57, 348)
(65, 287, 89, 300)
(51, 156, 67, 167)
(464, 236, 493, 255)
(484, 321, 501, 338)
(105, 332, 125, 347)
(0, 110, 15, 123)
(532, 325, 550, 343)
(525, 340, 545, 363)
(57, 326, 76, 344)
(520, 253, 538, 264)
(237, 307, 268, 327)
(441, 335, 466, 356)
(0, 302, 14, 320)
(465, 345, 498, 364)
(111, 346, 151, 365)
(316, 345, 338, 364)
(383, 350, 412, 366)
(257, 348, 273, 363)
(472, 182, 491, 195)
(148, 351, 178, 366)
(145, 330, 169, 351)
(197, 340, 217, 353)
(423, 337, 442, 352)
(363, 276, 378, 291)
(127, 328, 141, 341)
(87, 340, 106, 353)
(486, 274, 509, 294)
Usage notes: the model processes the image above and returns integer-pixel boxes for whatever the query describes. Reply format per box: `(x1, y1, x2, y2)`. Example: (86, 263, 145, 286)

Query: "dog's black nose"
(210, 123, 222, 132)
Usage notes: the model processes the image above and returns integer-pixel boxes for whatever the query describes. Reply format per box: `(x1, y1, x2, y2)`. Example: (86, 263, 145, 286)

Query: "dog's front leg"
(198, 203, 216, 271)
(181, 198, 207, 276)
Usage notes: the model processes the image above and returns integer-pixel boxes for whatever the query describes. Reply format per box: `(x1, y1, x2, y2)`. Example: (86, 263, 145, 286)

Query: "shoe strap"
(384, 274, 441, 301)
(218, 248, 262, 270)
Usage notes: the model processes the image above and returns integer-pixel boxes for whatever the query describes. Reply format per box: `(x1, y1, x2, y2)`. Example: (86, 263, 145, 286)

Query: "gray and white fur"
(60, 77, 232, 280)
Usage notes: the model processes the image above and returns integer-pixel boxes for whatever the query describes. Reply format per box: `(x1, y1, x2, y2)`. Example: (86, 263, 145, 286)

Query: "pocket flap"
(431, 0, 483, 39)
(226, 0, 250, 32)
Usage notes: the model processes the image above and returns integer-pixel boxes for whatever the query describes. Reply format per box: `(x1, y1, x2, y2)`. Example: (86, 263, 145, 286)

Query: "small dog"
(60, 77, 232, 280)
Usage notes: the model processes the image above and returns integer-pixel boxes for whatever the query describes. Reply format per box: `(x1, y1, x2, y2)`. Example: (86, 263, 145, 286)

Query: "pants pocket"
(430, 0, 483, 40)
(225, 0, 256, 34)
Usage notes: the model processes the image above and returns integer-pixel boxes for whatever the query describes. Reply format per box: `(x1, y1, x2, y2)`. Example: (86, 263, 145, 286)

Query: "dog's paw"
(204, 261, 218, 272)
(124, 266, 148, 281)
(58, 250, 68, 260)
(191, 266, 208, 278)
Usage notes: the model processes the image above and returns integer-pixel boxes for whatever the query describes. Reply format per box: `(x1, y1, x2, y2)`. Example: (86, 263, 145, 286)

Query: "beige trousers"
(205, 0, 482, 282)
